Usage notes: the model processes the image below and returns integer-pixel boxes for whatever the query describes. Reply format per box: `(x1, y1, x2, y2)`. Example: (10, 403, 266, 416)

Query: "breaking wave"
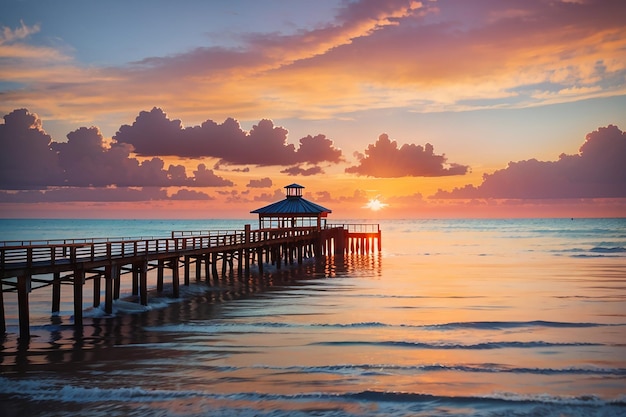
(310, 340, 602, 350)
(1, 377, 624, 417)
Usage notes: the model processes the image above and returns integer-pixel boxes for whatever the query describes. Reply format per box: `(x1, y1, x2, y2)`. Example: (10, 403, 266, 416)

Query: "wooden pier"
(0, 223, 381, 339)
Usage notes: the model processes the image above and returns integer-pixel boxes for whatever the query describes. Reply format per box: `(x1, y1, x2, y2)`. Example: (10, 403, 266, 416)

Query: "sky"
(1, 0, 625, 219)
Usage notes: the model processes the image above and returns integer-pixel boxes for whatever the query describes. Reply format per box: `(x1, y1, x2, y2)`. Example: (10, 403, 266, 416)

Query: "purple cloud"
(169, 189, 213, 200)
(114, 108, 343, 166)
(0, 109, 233, 190)
(345, 133, 470, 177)
(0, 108, 64, 188)
(280, 165, 324, 176)
(247, 177, 273, 188)
(434, 125, 626, 199)
(0, 187, 169, 203)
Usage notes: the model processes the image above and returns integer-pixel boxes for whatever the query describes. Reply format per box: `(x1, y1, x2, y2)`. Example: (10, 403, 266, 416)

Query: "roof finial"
(285, 183, 304, 198)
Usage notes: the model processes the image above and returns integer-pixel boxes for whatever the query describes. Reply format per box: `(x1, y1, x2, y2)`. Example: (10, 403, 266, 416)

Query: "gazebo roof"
(250, 185, 332, 216)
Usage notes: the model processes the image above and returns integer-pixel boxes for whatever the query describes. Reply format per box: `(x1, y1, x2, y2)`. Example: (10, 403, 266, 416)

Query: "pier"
(0, 184, 381, 340)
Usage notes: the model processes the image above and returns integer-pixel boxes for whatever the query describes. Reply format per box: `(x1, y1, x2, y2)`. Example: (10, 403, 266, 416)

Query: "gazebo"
(250, 183, 332, 230)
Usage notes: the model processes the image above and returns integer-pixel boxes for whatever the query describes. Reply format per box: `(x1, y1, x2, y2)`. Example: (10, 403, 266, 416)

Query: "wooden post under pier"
(104, 264, 117, 315)
(171, 257, 179, 298)
(17, 274, 30, 340)
(0, 222, 380, 340)
(0, 285, 5, 335)
(52, 272, 61, 314)
(73, 268, 84, 327)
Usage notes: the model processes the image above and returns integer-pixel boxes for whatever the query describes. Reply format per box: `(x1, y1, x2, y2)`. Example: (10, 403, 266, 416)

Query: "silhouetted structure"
(0, 184, 380, 340)
(251, 183, 331, 229)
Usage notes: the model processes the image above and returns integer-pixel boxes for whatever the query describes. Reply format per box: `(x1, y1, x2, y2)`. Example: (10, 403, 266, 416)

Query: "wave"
(145, 319, 621, 335)
(310, 340, 602, 350)
(313, 320, 616, 330)
(423, 320, 613, 330)
(1, 376, 624, 413)
(345, 390, 626, 409)
(590, 246, 626, 253)
(256, 363, 626, 376)
(554, 245, 626, 258)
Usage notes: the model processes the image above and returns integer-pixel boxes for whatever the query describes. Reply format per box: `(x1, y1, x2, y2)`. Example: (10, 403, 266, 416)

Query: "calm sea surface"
(0, 218, 625, 416)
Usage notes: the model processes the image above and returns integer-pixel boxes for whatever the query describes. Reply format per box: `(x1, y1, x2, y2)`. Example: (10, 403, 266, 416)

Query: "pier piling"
(1, 223, 380, 339)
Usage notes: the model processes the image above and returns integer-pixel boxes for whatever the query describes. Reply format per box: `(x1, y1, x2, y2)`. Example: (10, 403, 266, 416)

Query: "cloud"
(114, 107, 343, 166)
(0, 187, 168, 203)
(280, 165, 324, 176)
(0, 186, 215, 203)
(310, 188, 369, 204)
(247, 177, 273, 188)
(3, 0, 625, 127)
(0, 108, 233, 189)
(306, 0, 626, 109)
(169, 189, 213, 200)
(0, 108, 65, 188)
(190, 164, 234, 187)
(0, 20, 40, 44)
(252, 189, 285, 203)
(434, 125, 626, 199)
(345, 133, 470, 177)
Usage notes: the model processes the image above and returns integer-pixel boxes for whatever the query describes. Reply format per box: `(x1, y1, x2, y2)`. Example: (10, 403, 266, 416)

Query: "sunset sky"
(1, 0, 625, 219)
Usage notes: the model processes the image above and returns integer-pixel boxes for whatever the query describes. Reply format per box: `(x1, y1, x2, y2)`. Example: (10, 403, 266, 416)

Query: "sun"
(364, 198, 388, 211)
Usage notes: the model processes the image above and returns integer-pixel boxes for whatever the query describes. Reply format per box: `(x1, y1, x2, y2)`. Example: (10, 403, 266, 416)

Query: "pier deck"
(0, 224, 381, 339)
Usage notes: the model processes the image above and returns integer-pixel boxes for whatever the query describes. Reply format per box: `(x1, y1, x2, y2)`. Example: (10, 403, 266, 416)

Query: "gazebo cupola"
(250, 183, 332, 230)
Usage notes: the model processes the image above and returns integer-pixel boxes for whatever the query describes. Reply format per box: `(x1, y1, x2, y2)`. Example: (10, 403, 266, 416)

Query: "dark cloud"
(253, 189, 285, 203)
(247, 177, 273, 188)
(314, 190, 332, 202)
(0, 186, 214, 203)
(169, 189, 213, 200)
(0, 187, 168, 203)
(214, 164, 250, 173)
(345, 133, 470, 177)
(309, 189, 368, 205)
(0, 109, 233, 190)
(191, 164, 233, 187)
(280, 165, 324, 176)
(114, 108, 343, 166)
(296, 134, 343, 164)
(434, 125, 626, 199)
(0, 108, 64, 188)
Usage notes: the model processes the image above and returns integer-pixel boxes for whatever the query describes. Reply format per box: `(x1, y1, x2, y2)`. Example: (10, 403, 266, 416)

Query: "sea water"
(0, 218, 625, 416)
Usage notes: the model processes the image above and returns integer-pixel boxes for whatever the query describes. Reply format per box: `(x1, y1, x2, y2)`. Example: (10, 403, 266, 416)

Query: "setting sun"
(364, 198, 388, 211)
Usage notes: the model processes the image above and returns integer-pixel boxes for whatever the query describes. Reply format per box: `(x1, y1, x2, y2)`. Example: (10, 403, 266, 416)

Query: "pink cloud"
(280, 165, 324, 176)
(0, 187, 169, 203)
(0, 186, 215, 204)
(435, 125, 626, 199)
(0, 108, 64, 188)
(252, 189, 285, 203)
(3, 0, 624, 129)
(190, 163, 233, 187)
(169, 189, 213, 200)
(246, 177, 273, 188)
(0, 109, 233, 189)
(346, 133, 469, 177)
(114, 107, 343, 166)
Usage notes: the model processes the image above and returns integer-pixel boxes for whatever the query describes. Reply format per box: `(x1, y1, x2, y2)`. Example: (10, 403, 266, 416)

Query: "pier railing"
(0, 227, 330, 272)
(0, 224, 381, 271)
(327, 223, 380, 233)
(0, 237, 225, 270)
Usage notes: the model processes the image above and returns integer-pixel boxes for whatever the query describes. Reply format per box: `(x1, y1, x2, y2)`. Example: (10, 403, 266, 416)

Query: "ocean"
(0, 218, 625, 417)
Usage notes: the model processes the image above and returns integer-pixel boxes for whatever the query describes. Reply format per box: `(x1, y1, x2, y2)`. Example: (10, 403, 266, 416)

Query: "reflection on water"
(0, 253, 381, 371)
(1, 218, 625, 417)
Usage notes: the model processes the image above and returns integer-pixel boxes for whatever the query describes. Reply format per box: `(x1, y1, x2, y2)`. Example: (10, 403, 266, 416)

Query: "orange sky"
(1, 0, 625, 219)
